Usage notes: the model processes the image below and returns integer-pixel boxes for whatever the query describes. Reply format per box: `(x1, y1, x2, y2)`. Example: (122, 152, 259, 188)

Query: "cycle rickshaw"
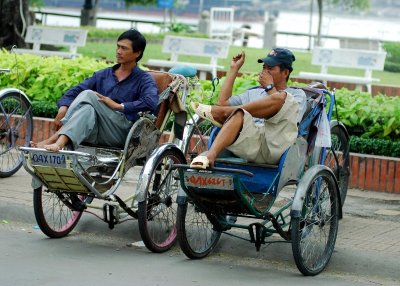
(140, 83, 350, 275)
(19, 68, 211, 252)
(0, 68, 33, 177)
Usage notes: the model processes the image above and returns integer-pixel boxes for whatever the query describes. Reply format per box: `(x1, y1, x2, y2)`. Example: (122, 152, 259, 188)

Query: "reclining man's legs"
(207, 109, 244, 166)
(32, 90, 133, 151)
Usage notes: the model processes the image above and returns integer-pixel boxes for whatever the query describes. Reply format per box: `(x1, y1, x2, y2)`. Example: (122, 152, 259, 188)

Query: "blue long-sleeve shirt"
(57, 64, 158, 122)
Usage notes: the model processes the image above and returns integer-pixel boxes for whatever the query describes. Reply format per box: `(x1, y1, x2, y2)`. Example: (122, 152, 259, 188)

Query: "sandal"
(190, 102, 222, 128)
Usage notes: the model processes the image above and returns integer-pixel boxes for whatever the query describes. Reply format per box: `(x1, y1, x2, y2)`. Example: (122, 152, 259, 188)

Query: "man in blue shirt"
(31, 29, 158, 151)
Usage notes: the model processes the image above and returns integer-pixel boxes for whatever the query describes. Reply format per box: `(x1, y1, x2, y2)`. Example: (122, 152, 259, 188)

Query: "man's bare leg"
(43, 134, 70, 152)
(206, 110, 244, 167)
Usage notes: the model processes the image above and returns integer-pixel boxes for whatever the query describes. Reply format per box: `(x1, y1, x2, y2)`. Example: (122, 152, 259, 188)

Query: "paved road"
(1, 168, 400, 285)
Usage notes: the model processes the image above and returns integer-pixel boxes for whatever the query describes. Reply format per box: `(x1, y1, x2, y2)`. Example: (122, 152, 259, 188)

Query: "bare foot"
(44, 143, 62, 152)
(30, 138, 57, 148)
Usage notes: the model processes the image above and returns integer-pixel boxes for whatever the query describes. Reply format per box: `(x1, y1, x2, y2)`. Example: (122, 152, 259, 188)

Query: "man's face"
(116, 39, 141, 64)
(262, 64, 288, 82)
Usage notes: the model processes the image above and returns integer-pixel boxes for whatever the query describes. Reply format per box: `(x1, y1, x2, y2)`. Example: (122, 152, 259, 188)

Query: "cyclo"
(141, 82, 350, 275)
(19, 67, 211, 253)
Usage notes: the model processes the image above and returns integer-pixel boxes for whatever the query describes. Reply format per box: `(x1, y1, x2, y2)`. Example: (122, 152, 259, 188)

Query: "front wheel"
(177, 201, 221, 259)
(137, 149, 185, 253)
(291, 169, 339, 276)
(33, 186, 86, 238)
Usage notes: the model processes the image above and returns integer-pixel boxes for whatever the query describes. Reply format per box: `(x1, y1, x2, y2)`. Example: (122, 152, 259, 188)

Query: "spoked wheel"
(177, 201, 221, 259)
(325, 125, 350, 207)
(33, 186, 86, 238)
(181, 116, 212, 164)
(138, 149, 185, 253)
(291, 169, 339, 276)
(0, 91, 33, 177)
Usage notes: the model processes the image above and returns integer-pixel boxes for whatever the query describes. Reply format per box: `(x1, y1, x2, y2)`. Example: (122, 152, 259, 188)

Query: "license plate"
(184, 171, 234, 190)
(30, 152, 66, 168)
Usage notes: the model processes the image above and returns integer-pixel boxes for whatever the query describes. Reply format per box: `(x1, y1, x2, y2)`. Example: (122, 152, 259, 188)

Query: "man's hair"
(278, 64, 292, 82)
(118, 29, 146, 62)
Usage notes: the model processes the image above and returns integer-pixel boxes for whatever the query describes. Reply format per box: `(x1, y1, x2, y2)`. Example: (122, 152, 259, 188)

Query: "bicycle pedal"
(103, 203, 119, 229)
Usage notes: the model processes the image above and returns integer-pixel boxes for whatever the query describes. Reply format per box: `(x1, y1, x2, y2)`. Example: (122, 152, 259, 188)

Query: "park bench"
(147, 35, 230, 80)
(297, 47, 387, 93)
(15, 26, 88, 59)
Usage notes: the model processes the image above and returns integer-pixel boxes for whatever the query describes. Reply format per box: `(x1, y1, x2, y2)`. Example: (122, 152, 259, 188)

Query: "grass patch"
(77, 41, 398, 86)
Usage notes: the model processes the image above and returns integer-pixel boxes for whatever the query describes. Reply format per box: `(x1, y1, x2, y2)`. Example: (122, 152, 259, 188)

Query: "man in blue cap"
(190, 48, 307, 168)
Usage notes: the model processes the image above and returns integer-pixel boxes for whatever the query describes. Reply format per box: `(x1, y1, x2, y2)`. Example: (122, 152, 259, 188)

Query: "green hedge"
(384, 61, 400, 73)
(350, 136, 400, 157)
(383, 42, 400, 73)
(31, 101, 58, 118)
(333, 89, 400, 140)
(0, 50, 108, 103)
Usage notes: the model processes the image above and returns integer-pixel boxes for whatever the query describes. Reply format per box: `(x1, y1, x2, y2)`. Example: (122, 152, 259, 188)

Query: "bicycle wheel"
(181, 116, 212, 164)
(291, 169, 339, 276)
(33, 186, 86, 238)
(0, 91, 33, 177)
(325, 125, 350, 207)
(138, 149, 185, 253)
(177, 201, 221, 259)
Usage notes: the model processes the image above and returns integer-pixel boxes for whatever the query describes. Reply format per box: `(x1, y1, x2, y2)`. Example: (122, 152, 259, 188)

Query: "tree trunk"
(80, 0, 99, 26)
(0, 0, 31, 49)
(316, 0, 322, 47)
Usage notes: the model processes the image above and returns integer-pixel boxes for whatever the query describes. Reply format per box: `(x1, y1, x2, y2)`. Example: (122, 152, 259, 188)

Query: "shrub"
(384, 61, 400, 73)
(383, 42, 400, 73)
(350, 136, 400, 157)
(383, 42, 400, 63)
(31, 101, 58, 118)
(0, 49, 108, 103)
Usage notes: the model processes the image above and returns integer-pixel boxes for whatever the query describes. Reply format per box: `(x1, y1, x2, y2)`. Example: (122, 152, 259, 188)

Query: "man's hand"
(95, 92, 122, 110)
(54, 106, 68, 130)
(258, 69, 274, 89)
(230, 51, 245, 71)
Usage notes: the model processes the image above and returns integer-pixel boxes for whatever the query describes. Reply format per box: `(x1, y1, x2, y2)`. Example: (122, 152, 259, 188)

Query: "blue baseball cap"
(257, 48, 295, 71)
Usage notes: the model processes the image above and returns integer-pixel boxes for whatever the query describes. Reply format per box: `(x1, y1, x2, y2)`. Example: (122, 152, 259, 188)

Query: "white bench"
(147, 35, 230, 80)
(15, 26, 88, 59)
(297, 47, 387, 93)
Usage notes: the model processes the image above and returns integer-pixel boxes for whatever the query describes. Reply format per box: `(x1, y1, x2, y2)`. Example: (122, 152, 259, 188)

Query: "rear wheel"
(33, 186, 86, 238)
(0, 92, 33, 177)
(326, 125, 350, 207)
(138, 149, 185, 253)
(181, 116, 212, 164)
(291, 169, 339, 276)
(177, 201, 221, 259)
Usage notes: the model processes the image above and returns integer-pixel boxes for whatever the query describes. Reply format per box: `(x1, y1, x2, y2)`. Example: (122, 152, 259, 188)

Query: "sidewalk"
(1, 167, 400, 259)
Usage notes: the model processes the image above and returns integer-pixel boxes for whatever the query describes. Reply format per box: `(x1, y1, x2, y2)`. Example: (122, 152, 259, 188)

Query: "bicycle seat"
(168, 65, 197, 78)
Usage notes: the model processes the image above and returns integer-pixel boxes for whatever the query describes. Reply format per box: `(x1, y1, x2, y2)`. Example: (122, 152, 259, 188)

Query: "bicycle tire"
(137, 148, 185, 253)
(177, 201, 221, 259)
(33, 186, 85, 238)
(0, 91, 33, 177)
(326, 125, 350, 207)
(180, 116, 212, 164)
(291, 169, 339, 276)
